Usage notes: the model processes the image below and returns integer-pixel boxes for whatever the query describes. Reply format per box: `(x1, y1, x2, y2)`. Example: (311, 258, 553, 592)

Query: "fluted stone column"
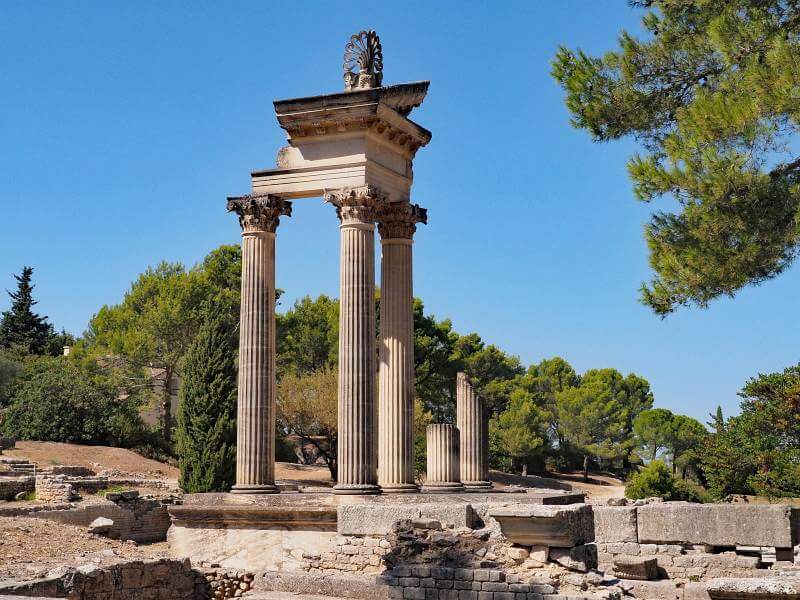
(227, 194, 291, 494)
(456, 372, 492, 490)
(325, 186, 383, 495)
(422, 424, 464, 493)
(376, 203, 427, 493)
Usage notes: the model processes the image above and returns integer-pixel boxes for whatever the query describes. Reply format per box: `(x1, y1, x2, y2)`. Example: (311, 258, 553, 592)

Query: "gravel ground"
(0, 516, 169, 582)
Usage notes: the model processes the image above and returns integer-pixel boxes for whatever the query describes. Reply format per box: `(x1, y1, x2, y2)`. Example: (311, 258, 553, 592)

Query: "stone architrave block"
(637, 503, 799, 548)
(337, 503, 475, 535)
(613, 556, 659, 580)
(488, 503, 594, 547)
(706, 577, 800, 600)
(594, 506, 638, 543)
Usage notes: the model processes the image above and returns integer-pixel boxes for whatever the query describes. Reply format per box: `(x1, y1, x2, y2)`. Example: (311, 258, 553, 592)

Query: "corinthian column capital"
(376, 202, 428, 240)
(227, 194, 292, 234)
(324, 185, 387, 225)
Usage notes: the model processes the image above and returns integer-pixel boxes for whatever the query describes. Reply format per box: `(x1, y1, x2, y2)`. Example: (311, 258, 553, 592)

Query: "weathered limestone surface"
(706, 577, 800, 600)
(614, 556, 659, 580)
(227, 195, 291, 494)
(422, 424, 464, 493)
(488, 503, 595, 547)
(376, 202, 426, 494)
(0, 476, 33, 500)
(326, 187, 382, 495)
(594, 505, 639, 543)
(637, 503, 799, 547)
(337, 503, 477, 535)
(456, 372, 491, 490)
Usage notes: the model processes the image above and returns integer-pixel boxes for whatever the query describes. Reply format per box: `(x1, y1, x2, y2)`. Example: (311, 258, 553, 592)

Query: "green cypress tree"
(176, 305, 237, 492)
(0, 266, 56, 355)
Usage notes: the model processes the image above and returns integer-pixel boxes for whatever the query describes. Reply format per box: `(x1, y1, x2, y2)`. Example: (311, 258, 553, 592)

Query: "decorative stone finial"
(343, 30, 383, 91)
(227, 194, 292, 233)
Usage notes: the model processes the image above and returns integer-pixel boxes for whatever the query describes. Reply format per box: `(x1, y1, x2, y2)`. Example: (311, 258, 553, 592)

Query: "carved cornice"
(226, 194, 292, 233)
(376, 202, 427, 239)
(324, 185, 387, 224)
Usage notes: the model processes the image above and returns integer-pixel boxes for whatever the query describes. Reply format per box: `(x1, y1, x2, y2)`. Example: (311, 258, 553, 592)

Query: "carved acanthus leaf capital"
(226, 194, 292, 233)
(376, 202, 427, 239)
(324, 185, 387, 224)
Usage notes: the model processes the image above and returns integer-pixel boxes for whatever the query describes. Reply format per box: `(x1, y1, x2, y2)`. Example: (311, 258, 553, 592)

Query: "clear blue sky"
(1, 2, 798, 423)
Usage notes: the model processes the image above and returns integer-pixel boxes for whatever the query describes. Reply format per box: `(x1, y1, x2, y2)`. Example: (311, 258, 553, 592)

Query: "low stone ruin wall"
(48, 465, 95, 478)
(0, 476, 34, 500)
(0, 436, 15, 450)
(593, 502, 799, 581)
(29, 494, 171, 543)
(0, 558, 201, 599)
(35, 475, 78, 503)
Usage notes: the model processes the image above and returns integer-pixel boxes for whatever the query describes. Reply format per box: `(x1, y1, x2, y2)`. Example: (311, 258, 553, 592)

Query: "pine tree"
(0, 266, 55, 355)
(175, 305, 237, 492)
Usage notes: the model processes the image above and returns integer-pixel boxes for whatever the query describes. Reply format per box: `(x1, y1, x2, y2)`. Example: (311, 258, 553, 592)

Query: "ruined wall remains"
(0, 476, 34, 500)
(34, 475, 78, 502)
(30, 494, 171, 543)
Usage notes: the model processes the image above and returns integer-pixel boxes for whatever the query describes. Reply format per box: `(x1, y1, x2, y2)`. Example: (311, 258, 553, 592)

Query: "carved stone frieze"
(376, 202, 427, 239)
(226, 194, 292, 233)
(324, 185, 387, 224)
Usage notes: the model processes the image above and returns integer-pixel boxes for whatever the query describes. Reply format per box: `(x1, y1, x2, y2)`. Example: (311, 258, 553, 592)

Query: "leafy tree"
(0, 351, 22, 408)
(556, 373, 628, 480)
(704, 363, 800, 498)
(0, 356, 145, 444)
(668, 414, 708, 477)
(277, 295, 339, 377)
(707, 406, 725, 433)
(89, 262, 208, 444)
(0, 267, 60, 355)
(633, 408, 675, 461)
(277, 368, 338, 480)
(175, 307, 237, 493)
(200, 244, 242, 318)
(490, 388, 548, 475)
(553, 1, 800, 315)
(413, 300, 460, 422)
(414, 398, 434, 482)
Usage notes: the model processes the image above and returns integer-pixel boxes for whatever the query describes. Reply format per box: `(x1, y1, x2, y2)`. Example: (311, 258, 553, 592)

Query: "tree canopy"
(553, 1, 800, 315)
(0, 267, 64, 356)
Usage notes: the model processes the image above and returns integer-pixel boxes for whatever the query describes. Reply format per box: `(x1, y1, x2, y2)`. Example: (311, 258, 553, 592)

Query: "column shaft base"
(332, 483, 381, 495)
(230, 484, 280, 495)
(380, 483, 420, 494)
(462, 481, 493, 491)
(421, 482, 465, 494)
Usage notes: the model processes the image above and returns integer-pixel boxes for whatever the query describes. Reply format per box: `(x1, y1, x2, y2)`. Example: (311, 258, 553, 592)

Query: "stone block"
(88, 517, 114, 535)
(488, 503, 594, 547)
(549, 544, 598, 572)
(593, 506, 638, 543)
(637, 503, 799, 547)
(706, 577, 800, 600)
(623, 580, 682, 600)
(613, 557, 659, 580)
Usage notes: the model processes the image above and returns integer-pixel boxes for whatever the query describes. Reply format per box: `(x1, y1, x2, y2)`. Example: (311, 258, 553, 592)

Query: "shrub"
(626, 460, 708, 502)
(625, 460, 676, 500)
(0, 356, 145, 445)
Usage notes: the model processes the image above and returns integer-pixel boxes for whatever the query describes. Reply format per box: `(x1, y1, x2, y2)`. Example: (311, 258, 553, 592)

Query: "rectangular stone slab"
(488, 503, 594, 547)
(637, 503, 800, 547)
(594, 506, 638, 543)
(337, 503, 477, 535)
(706, 577, 800, 600)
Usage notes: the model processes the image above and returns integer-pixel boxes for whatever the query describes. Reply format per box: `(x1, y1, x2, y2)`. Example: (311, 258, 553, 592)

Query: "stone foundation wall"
(34, 475, 77, 502)
(303, 534, 391, 575)
(597, 542, 761, 580)
(48, 465, 95, 477)
(0, 476, 34, 500)
(30, 497, 171, 543)
(0, 558, 202, 600)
